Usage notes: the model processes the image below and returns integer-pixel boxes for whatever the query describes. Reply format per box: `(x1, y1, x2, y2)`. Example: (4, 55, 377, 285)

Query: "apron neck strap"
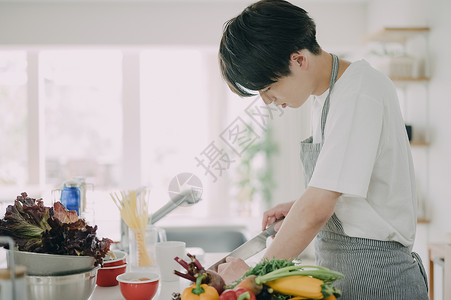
(320, 53, 340, 142)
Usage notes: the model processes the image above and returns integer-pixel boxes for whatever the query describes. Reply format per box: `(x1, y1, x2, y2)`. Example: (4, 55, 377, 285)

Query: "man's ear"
(290, 51, 308, 70)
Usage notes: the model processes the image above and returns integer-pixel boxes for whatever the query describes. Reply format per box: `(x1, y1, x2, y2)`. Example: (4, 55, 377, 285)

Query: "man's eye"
(262, 87, 271, 93)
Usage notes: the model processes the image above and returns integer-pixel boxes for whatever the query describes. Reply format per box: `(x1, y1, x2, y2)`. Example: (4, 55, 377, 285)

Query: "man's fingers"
(217, 262, 227, 274)
(225, 256, 242, 263)
(218, 256, 239, 273)
(225, 256, 233, 262)
(261, 217, 267, 231)
(217, 257, 248, 285)
(261, 211, 271, 230)
(262, 214, 277, 231)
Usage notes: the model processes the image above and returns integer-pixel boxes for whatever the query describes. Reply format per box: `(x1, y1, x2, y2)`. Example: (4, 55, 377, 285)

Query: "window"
(0, 47, 260, 239)
(40, 50, 123, 189)
(0, 51, 27, 186)
(140, 47, 211, 216)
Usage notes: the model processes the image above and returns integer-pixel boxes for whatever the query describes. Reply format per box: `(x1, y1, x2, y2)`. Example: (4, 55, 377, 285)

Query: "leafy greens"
(0, 192, 112, 266)
(233, 258, 296, 300)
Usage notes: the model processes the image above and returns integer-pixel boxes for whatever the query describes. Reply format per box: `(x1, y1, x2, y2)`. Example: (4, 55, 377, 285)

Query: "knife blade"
(208, 220, 280, 271)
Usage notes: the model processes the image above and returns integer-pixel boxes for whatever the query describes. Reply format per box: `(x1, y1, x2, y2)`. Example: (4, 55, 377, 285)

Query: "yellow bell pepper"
(181, 273, 219, 300)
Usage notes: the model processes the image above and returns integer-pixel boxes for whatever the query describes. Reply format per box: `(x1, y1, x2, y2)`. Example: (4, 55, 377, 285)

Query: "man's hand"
(217, 256, 249, 285)
(262, 187, 341, 260)
(261, 201, 295, 232)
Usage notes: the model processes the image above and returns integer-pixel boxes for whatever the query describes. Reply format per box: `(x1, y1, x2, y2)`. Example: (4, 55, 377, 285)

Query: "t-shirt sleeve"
(308, 93, 384, 198)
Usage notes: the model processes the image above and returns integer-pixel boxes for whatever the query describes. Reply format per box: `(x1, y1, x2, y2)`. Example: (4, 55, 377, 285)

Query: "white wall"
(426, 0, 451, 242)
(0, 2, 241, 46)
(0, 1, 366, 48)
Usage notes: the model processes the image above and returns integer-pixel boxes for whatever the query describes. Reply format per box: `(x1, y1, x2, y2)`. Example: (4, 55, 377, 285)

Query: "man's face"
(259, 54, 313, 109)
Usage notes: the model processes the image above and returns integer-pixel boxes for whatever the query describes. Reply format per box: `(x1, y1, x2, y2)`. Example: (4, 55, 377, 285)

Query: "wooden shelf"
(391, 76, 430, 82)
(418, 218, 431, 224)
(366, 27, 431, 230)
(428, 243, 451, 299)
(410, 140, 429, 147)
(365, 27, 430, 43)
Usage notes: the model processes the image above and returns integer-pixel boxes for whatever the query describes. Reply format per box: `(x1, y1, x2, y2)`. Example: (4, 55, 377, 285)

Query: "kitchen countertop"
(90, 252, 234, 300)
(90, 241, 316, 300)
(91, 278, 189, 300)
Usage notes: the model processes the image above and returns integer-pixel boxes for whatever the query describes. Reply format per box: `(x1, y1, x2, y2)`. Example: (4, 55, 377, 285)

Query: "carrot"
(234, 275, 263, 295)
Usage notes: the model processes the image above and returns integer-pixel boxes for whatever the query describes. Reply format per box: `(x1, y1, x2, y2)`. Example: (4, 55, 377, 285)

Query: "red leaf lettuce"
(0, 192, 112, 266)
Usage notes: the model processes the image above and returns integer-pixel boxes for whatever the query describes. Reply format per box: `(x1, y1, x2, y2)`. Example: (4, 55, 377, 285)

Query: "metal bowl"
(26, 267, 98, 300)
(8, 250, 96, 276)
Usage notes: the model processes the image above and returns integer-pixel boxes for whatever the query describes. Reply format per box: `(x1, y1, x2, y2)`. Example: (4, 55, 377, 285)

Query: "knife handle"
(262, 218, 282, 237)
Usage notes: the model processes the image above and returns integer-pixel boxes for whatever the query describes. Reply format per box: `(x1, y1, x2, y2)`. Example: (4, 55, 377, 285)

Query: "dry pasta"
(111, 189, 152, 266)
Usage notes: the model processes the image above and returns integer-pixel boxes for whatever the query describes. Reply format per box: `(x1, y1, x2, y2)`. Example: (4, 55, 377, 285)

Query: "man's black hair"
(219, 0, 321, 97)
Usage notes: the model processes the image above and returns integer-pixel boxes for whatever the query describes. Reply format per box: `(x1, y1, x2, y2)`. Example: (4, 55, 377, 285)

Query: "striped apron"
(300, 54, 429, 299)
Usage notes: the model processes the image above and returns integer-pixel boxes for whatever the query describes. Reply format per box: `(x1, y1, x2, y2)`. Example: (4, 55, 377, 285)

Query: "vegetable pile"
(233, 262, 343, 300)
(172, 256, 344, 300)
(174, 253, 226, 295)
(0, 192, 113, 266)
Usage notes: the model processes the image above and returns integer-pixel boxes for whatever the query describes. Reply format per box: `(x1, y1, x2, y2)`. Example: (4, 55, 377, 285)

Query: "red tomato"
(218, 289, 237, 300)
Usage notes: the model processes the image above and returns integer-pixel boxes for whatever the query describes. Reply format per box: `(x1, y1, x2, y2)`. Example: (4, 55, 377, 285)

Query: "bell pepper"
(218, 288, 256, 300)
(181, 273, 219, 300)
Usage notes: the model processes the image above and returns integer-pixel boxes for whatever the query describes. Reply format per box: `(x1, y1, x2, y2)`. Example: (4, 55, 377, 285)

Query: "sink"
(163, 226, 248, 253)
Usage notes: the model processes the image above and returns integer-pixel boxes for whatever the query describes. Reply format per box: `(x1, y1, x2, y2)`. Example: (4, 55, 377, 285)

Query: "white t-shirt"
(308, 59, 417, 249)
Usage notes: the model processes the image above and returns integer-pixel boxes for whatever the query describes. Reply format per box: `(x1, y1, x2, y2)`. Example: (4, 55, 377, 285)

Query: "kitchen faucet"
(149, 188, 202, 224)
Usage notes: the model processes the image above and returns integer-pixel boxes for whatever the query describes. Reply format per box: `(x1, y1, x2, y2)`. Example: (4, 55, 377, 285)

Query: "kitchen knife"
(208, 220, 281, 271)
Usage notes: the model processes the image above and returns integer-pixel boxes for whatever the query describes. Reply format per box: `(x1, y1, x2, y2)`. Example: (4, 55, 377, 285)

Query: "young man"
(217, 0, 429, 299)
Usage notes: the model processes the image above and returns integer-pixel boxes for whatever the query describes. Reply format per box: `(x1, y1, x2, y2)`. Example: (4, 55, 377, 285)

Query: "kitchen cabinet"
(365, 27, 431, 223)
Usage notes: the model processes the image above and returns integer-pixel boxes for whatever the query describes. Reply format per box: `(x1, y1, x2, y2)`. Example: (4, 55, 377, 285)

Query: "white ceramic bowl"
(103, 250, 127, 267)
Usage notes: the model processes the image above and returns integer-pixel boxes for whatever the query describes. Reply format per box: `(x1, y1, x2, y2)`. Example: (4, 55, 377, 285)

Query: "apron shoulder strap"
(320, 54, 340, 143)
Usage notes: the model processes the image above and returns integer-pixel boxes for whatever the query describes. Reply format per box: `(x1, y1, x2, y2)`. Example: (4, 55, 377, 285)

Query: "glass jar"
(0, 265, 28, 300)
(128, 225, 167, 272)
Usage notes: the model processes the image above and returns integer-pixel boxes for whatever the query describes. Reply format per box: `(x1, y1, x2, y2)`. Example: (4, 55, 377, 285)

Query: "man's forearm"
(263, 187, 340, 260)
